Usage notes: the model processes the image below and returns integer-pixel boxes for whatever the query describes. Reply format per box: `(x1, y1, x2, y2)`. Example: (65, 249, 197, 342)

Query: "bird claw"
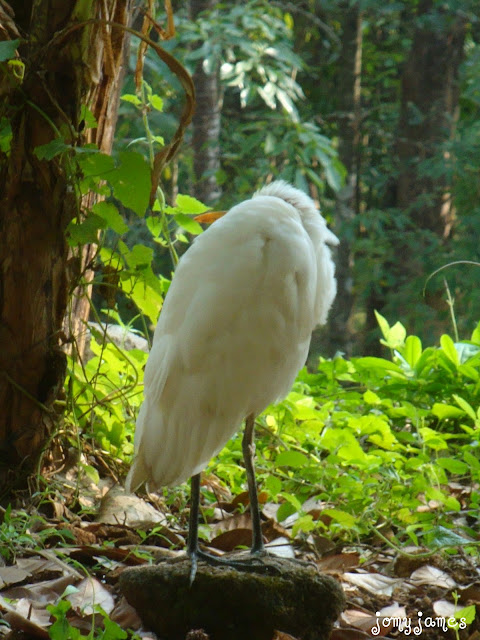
(188, 547, 283, 583)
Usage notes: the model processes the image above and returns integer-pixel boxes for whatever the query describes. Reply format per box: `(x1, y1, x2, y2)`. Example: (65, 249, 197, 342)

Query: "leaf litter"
(1, 476, 480, 640)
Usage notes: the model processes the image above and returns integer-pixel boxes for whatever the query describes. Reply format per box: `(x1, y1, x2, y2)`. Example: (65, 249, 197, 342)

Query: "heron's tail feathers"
(125, 454, 148, 493)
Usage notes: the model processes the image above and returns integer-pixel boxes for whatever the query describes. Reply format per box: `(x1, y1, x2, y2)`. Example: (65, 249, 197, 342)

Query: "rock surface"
(119, 556, 345, 640)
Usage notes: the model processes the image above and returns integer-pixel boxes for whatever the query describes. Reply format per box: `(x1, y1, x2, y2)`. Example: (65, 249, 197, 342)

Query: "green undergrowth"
(211, 312, 480, 554)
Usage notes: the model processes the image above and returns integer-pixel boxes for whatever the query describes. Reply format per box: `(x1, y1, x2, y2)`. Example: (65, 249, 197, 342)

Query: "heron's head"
(254, 180, 339, 247)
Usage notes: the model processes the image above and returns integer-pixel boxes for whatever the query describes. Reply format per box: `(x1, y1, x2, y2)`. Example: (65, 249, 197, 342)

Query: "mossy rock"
(119, 556, 345, 640)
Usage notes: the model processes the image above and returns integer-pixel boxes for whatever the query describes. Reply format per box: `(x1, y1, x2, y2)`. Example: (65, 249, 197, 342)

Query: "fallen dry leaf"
(67, 577, 114, 615)
(433, 599, 459, 618)
(317, 552, 360, 574)
(343, 572, 403, 596)
(409, 565, 456, 589)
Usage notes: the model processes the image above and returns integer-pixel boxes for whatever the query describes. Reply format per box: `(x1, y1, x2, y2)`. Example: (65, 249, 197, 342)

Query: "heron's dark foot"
(188, 546, 283, 584)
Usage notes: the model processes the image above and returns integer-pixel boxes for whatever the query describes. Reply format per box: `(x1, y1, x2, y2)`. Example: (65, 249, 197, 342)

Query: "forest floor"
(1, 464, 479, 640)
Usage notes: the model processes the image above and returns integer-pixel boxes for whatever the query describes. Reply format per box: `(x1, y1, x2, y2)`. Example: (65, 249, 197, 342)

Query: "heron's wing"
(129, 197, 324, 489)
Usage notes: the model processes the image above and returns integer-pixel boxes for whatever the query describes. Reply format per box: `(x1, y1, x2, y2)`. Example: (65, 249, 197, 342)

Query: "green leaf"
(150, 94, 164, 111)
(436, 457, 469, 475)
(454, 604, 476, 624)
(374, 310, 391, 340)
(363, 390, 381, 405)
(264, 475, 282, 497)
(34, 138, 71, 160)
(463, 451, 480, 471)
(472, 322, 480, 345)
(121, 93, 142, 106)
(0, 39, 19, 62)
(322, 508, 357, 527)
(425, 525, 472, 549)
(276, 450, 308, 468)
(109, 151, 150, 216)
(176, 193, 209, 214)
(354, 356, 405, 376)
(173, 212, 203, 235)
(453, 394, 477, 420)
(67, 214, 106, 245)
(432, 403, 465, 420)
(440, 334, 459, 366)
(402, 335, 422, 368)
(92, 201, 129, 234)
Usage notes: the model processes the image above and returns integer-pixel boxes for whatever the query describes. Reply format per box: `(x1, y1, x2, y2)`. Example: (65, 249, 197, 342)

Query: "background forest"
(115, 0, 480, 358)
(1, 1, 480, 638)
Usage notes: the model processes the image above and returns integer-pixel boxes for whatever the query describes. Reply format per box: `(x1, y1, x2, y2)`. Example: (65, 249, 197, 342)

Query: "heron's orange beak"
(193, 211, 226, 224)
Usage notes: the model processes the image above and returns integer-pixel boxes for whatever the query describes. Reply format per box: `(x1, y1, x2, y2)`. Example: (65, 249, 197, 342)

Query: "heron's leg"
(187, 473, 201, 584)
(242, 413, 264, 554)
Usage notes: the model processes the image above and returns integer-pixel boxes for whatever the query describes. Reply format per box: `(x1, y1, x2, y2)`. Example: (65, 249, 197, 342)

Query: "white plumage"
(126, 180, 338, 493)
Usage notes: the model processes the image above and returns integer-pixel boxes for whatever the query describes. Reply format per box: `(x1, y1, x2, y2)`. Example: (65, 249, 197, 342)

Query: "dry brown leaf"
(66, 577, 115, 615)
(210, 527, 253, 551)
(343, 572, 403, 596)
(409, 565, 456, 589)
(317, 552, 360, 574)
(1, 574, 77, 604)
(330, 629, 377, 639)
(109, 595, 143, 629)
(14, 597, 51, 627)
(97, 486, 167, 528)
(432, 599, 458, 617)
(0, 565, 30, 588)
(459, 582, 480, 604)
(3, 610, 50, 639)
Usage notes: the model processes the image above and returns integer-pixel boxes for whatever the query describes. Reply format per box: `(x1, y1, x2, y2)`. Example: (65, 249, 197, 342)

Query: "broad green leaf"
(121, 93, 142, 106)
(440, 334, 459, 366)
(322, 508, 357, 527)
(110, 151, 150, 216)
(472, 322, 480, 345)
(374, 310, 391, 340)
(67, 214, 106, 245)
(454, 605, 476, 624)
(354, 357, 405, 376)
(436, 457, 469, 474)
(276, 450, 308, 468)
(92, 201, 129, 234)
(127, 244, 154, 268)
(402, 335, 422, 368)
(425, 525, 472, 549)
(176, 193, 209, 214)
(174, 212, 203, 235)
(452, 394, 477, 421)
(464, 451, 480, 470)
(279, 491, 302, 512)
(0, 39, 19, 61)
(150, 94, 164, 111)
(432, 403, 465, 420)
(34, 138, 71, 160)
(264, 475, 282, 497)
(363, 390, 381, 405)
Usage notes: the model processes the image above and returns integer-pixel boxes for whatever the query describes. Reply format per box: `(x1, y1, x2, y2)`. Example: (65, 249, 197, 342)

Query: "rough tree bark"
(190, 0, 222, 205)
(0, 0, 133, 495)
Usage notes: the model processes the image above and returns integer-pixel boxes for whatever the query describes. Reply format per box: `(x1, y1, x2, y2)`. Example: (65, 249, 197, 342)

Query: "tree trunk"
(328, 2, 363, 357)
(396, 1, 466, 237)
(0, 0, 132, 494)
(364, 2, 466, 347)
(190, 0, 222, 205)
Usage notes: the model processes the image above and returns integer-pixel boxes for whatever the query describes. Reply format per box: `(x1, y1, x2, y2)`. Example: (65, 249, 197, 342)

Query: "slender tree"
(190, 0, 222, 204)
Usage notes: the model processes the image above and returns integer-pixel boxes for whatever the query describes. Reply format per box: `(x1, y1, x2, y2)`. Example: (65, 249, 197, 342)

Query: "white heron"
(126, 180, 338, 579)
